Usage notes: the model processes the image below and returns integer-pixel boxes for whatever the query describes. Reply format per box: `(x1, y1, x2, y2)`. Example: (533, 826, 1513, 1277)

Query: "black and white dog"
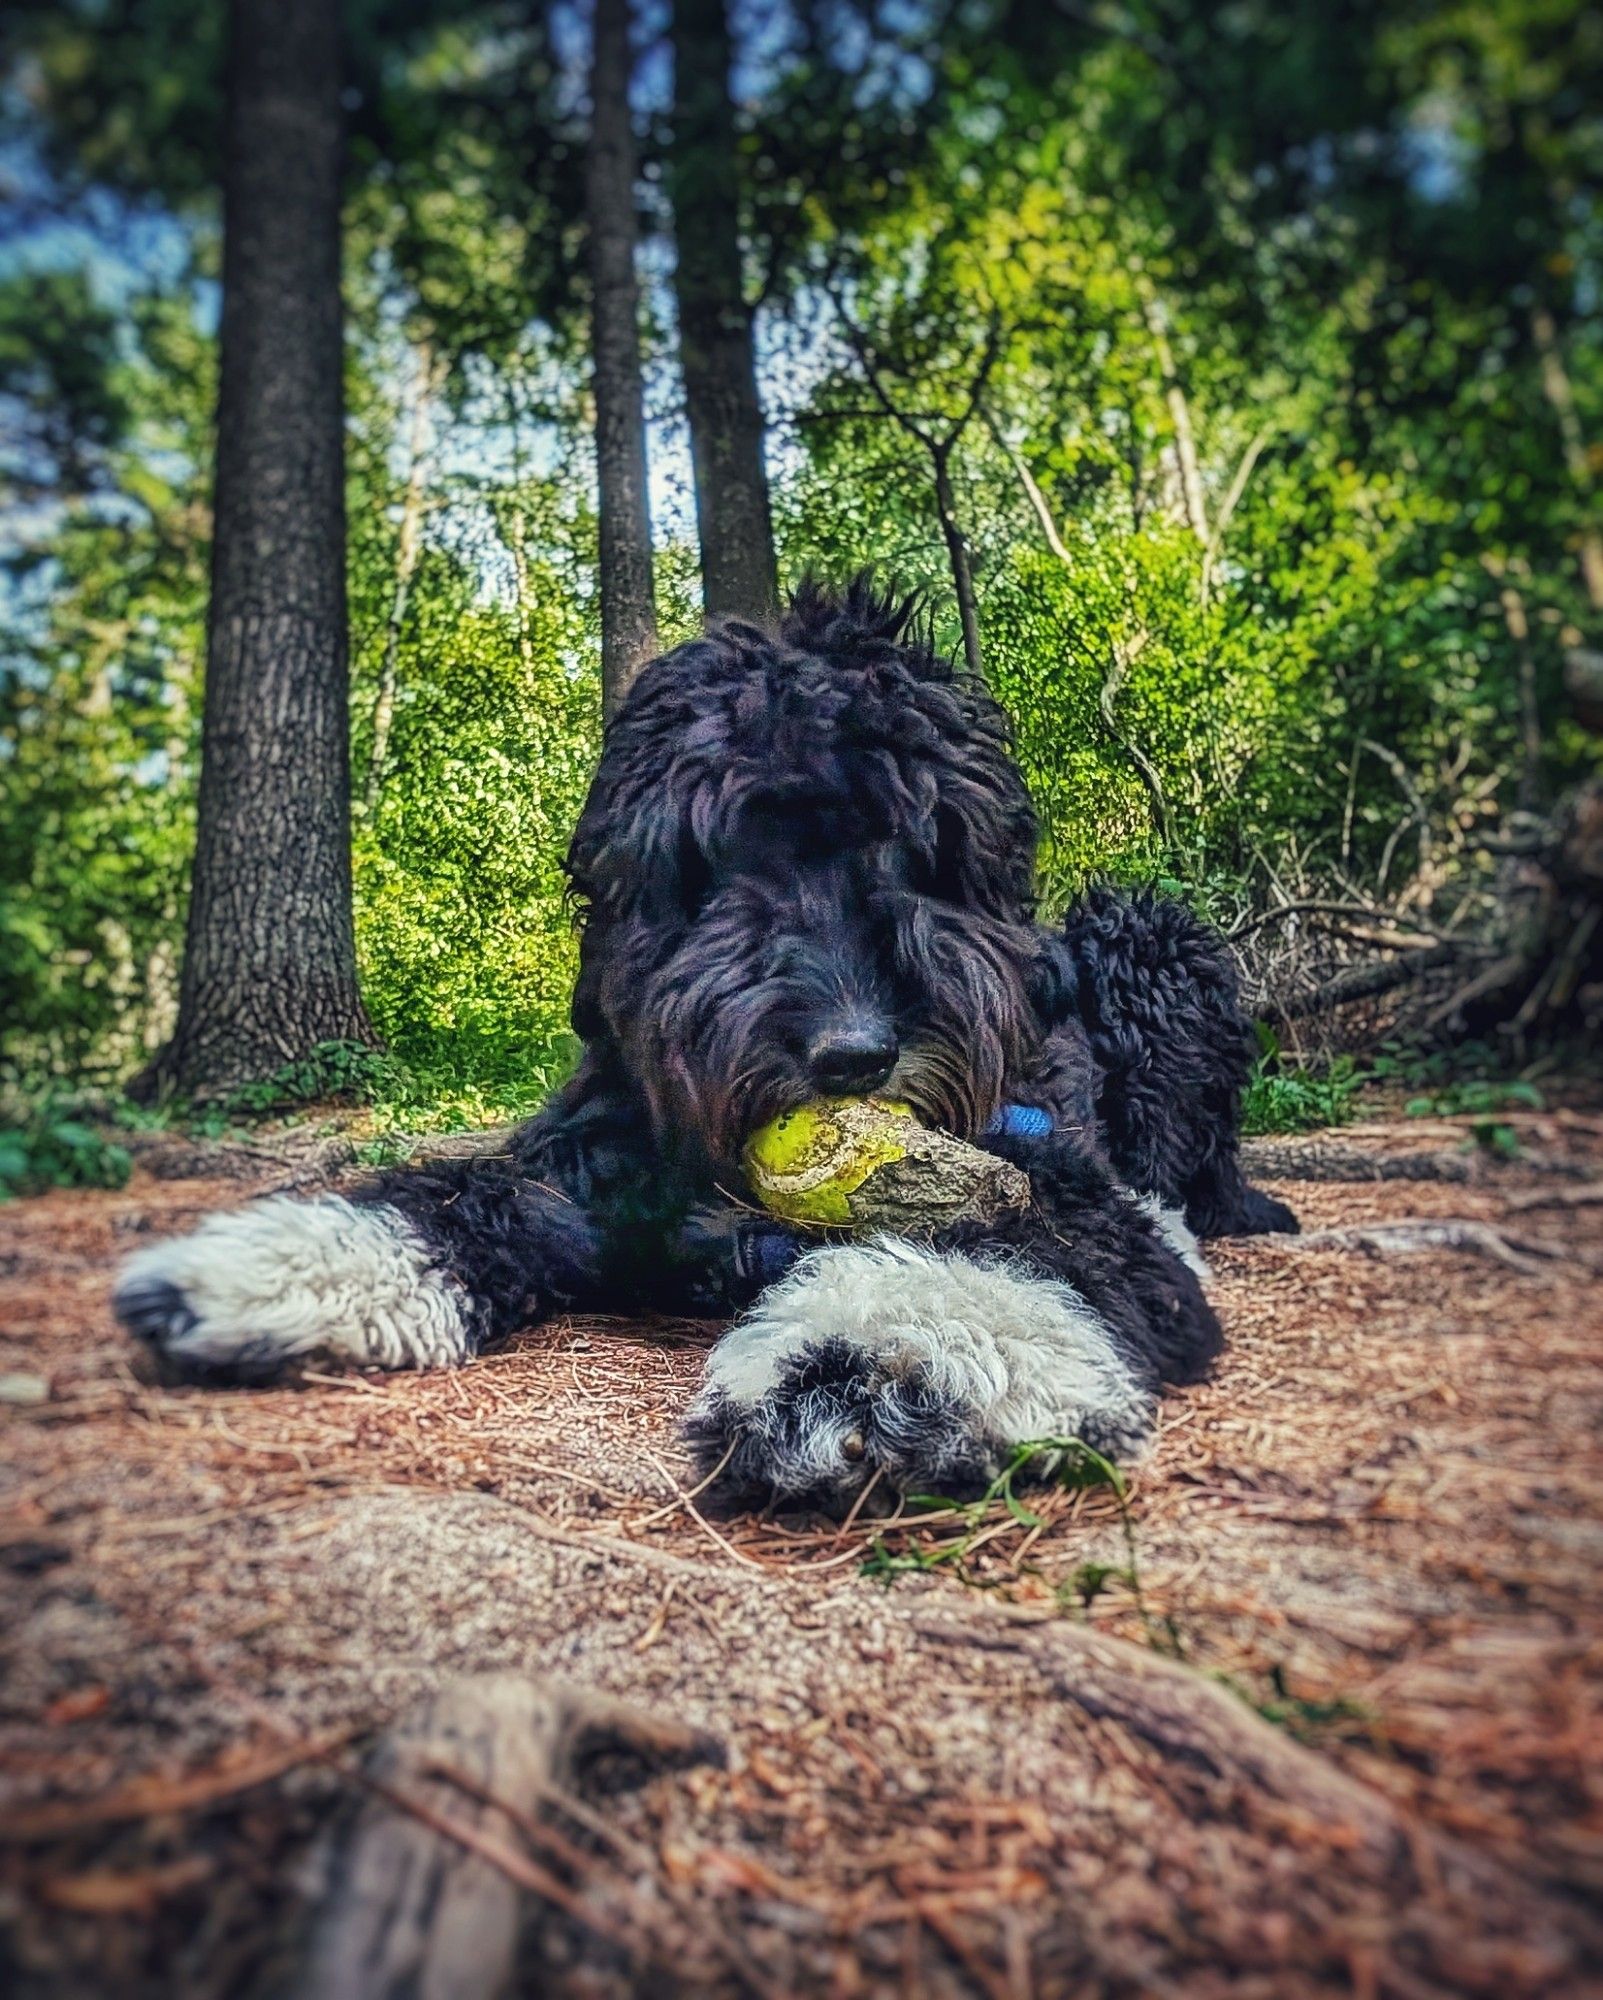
(116, 580, 1295, 1507)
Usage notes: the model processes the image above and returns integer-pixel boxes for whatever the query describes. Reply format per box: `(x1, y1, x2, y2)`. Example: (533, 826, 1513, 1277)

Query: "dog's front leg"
(114, 1158, 604, 1383)
(684, 1141, 1222, 1511)
(668, 1206, 813, 1315)
(109, 1070, 658, 1382)
(685, 1232, 1163, 1510)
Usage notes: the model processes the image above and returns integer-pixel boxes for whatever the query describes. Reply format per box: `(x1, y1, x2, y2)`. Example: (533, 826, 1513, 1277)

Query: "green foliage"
(1405, 1078, 1544, 1119)
(864, 1437, 1128, 1579)
(348, 1028, 580, 1142)
(0, 1095, 131, 1200)
(218, 1041, 409, 1118)
(1242, 1055, 1366, 1136)
(860, 1436, 1163, 1634)
(1247, 1664, 1376, 1746)
(3, 1, 1597, 1119)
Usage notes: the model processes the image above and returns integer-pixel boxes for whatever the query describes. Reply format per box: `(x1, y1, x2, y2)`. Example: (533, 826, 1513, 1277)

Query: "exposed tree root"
(1289, 1219, 1567, 1275)
(916, 1607, 1603, 1957)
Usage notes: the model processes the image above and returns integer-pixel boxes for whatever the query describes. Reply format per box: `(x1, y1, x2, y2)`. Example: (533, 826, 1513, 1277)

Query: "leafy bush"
(1241, 1050, 1365, 1136)
(1402, 1078, 1544, 1120)
(215, 1028, 576, 1139)
(219, 1040, 411, 1117)
(0, 1098, 131, 1200)
(358, 1024, 580, 1138)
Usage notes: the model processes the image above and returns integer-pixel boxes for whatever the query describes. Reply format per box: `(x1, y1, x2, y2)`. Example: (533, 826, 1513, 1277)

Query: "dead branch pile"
(1231, 778, 1603, 1057)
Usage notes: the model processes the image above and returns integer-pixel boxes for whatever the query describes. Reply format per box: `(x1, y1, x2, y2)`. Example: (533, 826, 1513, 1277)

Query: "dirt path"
(3, 1115, 1602, 1997)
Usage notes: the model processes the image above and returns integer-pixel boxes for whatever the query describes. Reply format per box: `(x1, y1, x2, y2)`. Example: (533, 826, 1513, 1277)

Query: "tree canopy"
(1, 0, 1597, 1101)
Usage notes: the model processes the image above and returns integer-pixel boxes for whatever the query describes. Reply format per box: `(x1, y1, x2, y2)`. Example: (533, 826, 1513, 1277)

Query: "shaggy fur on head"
(567, 580, 1041, 1165)
(115, 575, 1295, 1509)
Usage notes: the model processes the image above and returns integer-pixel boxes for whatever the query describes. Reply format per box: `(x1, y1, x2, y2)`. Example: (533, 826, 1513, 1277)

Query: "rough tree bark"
(588, 0, 658, 719)
(670, 0, 779, 625)
(143, 0, 373, 1098)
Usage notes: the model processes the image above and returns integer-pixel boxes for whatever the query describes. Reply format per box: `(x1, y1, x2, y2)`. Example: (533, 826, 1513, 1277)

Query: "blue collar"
(984, 1102, 1053, 1140)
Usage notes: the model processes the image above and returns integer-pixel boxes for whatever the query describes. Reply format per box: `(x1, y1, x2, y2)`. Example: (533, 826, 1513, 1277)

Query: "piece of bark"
(287, 1673, 722, 2000)
(845, 1127, 1032, 1231)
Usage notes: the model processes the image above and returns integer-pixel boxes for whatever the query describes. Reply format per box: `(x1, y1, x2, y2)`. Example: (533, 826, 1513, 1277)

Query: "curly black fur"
(123, 576, 1294, 1487)
(368, 579, 1288, 1345)
(1053, 886, 1299, 1237)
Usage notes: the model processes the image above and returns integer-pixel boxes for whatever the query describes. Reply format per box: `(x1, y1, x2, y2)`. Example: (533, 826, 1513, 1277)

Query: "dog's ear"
(567, 638, 723, 921)
(927, 737, 1039, 922)
(569, 762, 706, 921)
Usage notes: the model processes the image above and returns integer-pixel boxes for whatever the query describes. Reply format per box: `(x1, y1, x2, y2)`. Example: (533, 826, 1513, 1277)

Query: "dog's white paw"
(114, 1194, 475, 1379)
(1130, 1194, 1212, 1280)
(685, 1237, 1155, 1506)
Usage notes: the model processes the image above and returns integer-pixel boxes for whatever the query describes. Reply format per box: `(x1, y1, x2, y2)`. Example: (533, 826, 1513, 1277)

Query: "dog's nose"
(808, 1027, 899, 1096)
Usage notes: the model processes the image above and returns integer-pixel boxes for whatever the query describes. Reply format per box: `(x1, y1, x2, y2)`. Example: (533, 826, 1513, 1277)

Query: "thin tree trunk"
(142, 0, 373, 1099)
(1496, 578, 1544, 812)
(365, 341, 441, 811)
(670, 0, 778, 625)
(932, 443, 983, 676)
(1139, 280, 1209, 548)
(1532, 304, 1603, 614)
(588, 0, 659, 718)
(983, 408, 1171, 840)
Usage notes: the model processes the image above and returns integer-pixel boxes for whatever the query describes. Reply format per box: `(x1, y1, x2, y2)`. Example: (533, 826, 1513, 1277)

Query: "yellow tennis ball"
(742, 1096, 917, 1226)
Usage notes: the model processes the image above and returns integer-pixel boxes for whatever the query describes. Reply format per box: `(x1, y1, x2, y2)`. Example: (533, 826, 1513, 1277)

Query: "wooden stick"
(287, 1672, 722, 2000)
(1, 1724, 363, 1845)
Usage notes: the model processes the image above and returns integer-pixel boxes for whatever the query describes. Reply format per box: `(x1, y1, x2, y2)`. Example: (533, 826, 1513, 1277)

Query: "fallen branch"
(1271, 945, 1465, 1019)
(1504, 1182, 1603, 1212)
(0, 1723, 364, 1845)
(1228, 899, 1454, 947)
(913, 1609, 1531, 1897)
(1240, 1139, 1474, 1184)
(1289, 1220, 1564, 1276)
(287, 1672, 723, 2000)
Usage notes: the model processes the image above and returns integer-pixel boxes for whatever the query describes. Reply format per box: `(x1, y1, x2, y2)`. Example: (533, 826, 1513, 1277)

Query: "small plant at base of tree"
(1242, 1032, 1366, 1136)
(218, 1040, 412, 1119)
(0, 1095, 131, 1201)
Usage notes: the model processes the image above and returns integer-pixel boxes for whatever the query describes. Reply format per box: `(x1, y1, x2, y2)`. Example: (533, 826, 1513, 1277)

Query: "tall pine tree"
(149, 0, 373, 1095)
(587, 0, 658, 717)
(670, 0, 777, 624)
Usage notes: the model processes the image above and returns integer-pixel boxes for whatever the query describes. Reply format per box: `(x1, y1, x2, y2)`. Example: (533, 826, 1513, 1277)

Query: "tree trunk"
(1531, 304, 1603, 615)
(670, 0, 778, 626)
(588, 0, 659, 720)
(144, 0, 372, 1099)
(1139, 280, 1209, 549)
(931, 442, 983, 676)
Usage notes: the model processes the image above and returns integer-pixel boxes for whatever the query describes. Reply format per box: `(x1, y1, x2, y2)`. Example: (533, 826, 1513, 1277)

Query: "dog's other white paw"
(114, 1194, 476, 1379)
(1130, 1194, 1212, 1280)
(685, 1237, 1155, 1506)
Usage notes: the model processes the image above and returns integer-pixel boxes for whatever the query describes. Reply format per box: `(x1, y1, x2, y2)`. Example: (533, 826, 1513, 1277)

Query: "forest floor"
(2, 1105, 1602, 1998)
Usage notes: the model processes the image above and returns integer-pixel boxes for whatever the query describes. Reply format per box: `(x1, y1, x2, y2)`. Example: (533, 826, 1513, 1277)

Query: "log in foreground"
(288, 1672, 723, 2000)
